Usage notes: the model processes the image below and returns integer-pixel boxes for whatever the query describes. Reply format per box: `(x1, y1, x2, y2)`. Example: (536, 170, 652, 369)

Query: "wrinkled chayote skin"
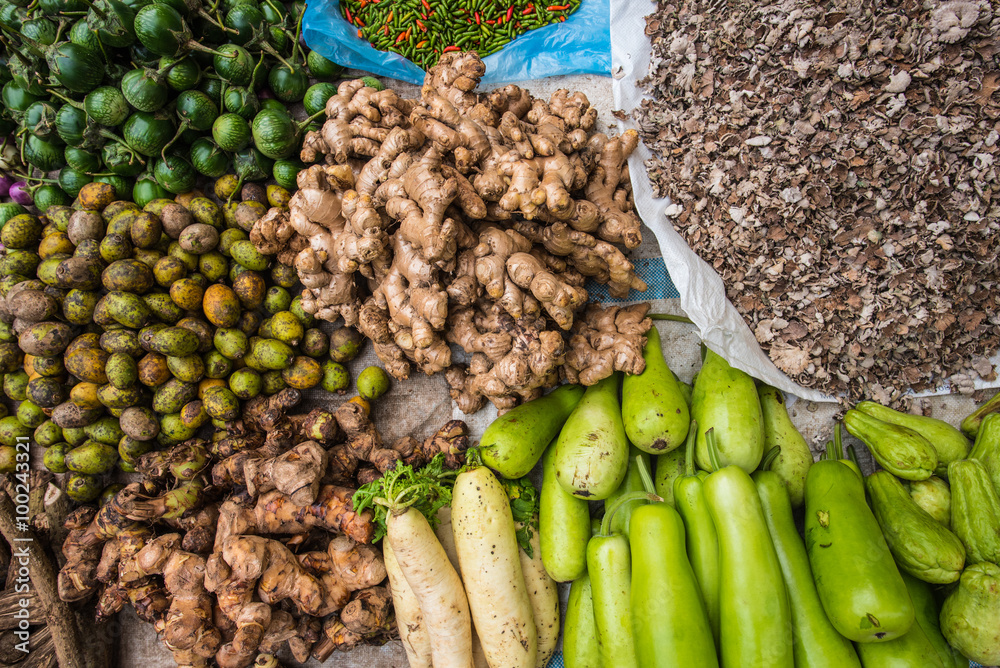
(940, 562, 1000, 665)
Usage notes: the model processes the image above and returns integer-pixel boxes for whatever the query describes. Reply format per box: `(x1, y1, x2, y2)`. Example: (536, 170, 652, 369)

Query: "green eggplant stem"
(297, 108, 327, 131)
(761, 446, 781, 471)
(684, 419, 698, 475)
(600, 491, 660, 537)
(649, 314, 695, 324)
(705, 427, 722, 471)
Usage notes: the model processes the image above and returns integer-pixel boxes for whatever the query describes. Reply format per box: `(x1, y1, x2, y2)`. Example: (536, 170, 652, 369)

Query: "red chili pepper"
(486, 19, 495, 24)
(560, 15, 566, 20)
(416, 19, 426, 31)
(522, 6, 533, 14)
(506, 5, 514, 20)
(443, 45, 460, 52)
(345, 7, 352, 21)
(395, 32, 407, 44)
(383, 24, 389, 35)
(355, 16, 365, 26)
(404, 26, 412, 39)
(420, 0, 430, 11)
(416, 39, 428, 48)
(547, 4, 569, 11)
(386, 9, 393, 21)
(429, 10, 435, 17)
(420, 11, 427, 19)
(357, 28, 363, 37)
(466, 18, 472, 23)
(474, 11, 480, 24)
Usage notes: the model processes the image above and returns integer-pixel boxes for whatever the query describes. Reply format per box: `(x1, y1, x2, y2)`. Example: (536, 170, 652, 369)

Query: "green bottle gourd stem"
(760, 445, 781, 471)
(598, 490, 659, 538)
(672, 419, 721, 642)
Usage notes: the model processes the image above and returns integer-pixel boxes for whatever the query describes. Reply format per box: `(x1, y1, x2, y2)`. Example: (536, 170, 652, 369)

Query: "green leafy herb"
(502, 475, 539, 558)
(352, 453, 458, 543)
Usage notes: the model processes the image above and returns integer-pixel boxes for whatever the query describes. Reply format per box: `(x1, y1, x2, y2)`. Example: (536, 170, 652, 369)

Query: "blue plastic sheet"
(302, 0, 611, 85)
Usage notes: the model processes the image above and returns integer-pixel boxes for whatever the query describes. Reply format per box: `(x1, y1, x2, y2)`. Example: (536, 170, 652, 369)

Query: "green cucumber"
(630, 499, 718, 668)
(622, 326, 689, 454)
(553, 373, 629, 500)
(673, 429, 720, 639)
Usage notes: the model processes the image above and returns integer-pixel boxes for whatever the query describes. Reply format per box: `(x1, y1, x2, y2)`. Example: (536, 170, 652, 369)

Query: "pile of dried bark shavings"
(636, 0, 1000, 404)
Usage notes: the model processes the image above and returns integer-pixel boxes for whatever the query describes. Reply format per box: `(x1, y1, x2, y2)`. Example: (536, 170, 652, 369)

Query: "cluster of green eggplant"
(0, 178, 377, 502)
(0, 0, 351, 205)
(476, 325, 1000, 667)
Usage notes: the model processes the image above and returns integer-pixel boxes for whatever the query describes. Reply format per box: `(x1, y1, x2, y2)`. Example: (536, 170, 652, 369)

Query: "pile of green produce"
(0, 179, 394, 503)
(0, 0, 349, 203)
(469, 325, 1000, 668)
(341, 0, 581, 70)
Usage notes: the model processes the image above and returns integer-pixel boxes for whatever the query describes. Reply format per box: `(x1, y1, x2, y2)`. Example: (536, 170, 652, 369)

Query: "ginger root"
(260, 52, 649, 412)
(564, 302, 653, 386)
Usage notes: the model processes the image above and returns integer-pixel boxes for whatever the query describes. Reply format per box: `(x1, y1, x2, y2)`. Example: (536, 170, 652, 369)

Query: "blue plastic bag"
(302, 0, 611, 85)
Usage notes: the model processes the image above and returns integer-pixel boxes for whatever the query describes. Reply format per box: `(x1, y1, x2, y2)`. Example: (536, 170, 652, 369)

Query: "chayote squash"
(969, 412, 1000, 496)
(909, 476, 951, 528)
(948, 458, 1000, 565)
(940, 562, 1000, 665)
(865, 471, 965, 584)
(844, 409, 937, 481)
(856, 401, 969, 476)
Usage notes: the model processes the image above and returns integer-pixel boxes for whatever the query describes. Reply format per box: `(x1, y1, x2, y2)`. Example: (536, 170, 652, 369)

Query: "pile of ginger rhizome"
(56, 388, 471, 667)
(252, 51, 653, 413)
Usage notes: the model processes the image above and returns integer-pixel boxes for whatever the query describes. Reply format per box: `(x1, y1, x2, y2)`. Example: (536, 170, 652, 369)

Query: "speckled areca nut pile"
(252, 51, 654, 413)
